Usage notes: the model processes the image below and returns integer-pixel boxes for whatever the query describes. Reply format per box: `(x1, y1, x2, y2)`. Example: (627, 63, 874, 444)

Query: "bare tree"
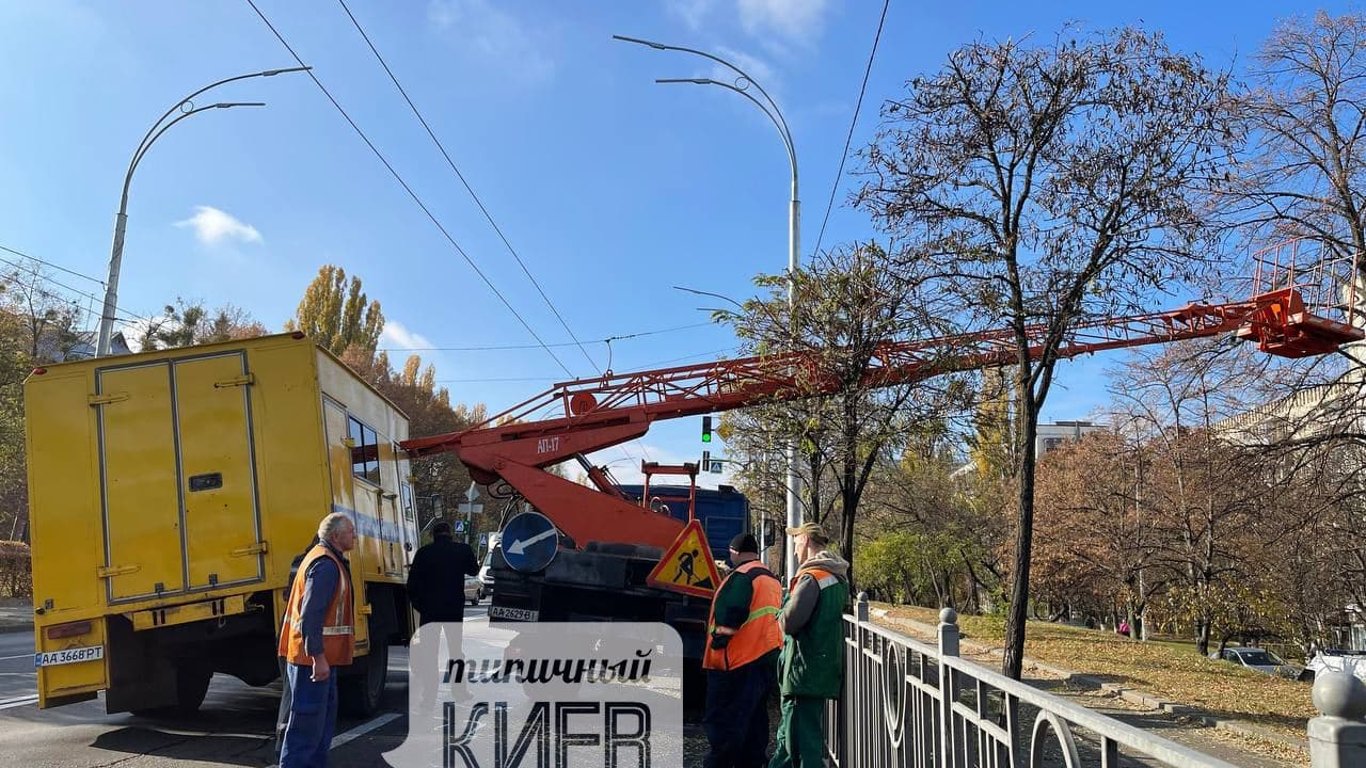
(856, 27, 1240, 678)
(1235, 11, 1366, 261)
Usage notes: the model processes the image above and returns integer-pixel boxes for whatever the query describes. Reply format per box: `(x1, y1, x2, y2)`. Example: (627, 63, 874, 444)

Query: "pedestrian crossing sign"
(646, 519, 721, 598)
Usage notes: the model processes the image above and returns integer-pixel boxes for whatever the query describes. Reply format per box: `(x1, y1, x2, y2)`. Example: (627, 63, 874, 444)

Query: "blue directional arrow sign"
(500, 511, 559, 573)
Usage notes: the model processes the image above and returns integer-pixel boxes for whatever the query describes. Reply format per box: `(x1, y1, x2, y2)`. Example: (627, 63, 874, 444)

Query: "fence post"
(1310, 671, 1366, 767)
(938, 608, 959, 657)
(844, 592, 868, 768)
(938, 608, 959, 768)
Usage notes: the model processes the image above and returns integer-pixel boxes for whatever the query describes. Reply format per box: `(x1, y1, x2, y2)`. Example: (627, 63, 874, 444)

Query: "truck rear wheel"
(129, 664, 212, 717)
(175, 665, 213, 713)
(340, 636, 388, 717)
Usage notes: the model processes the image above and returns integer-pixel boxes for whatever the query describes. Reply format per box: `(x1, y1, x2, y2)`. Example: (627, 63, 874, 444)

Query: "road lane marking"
(330, 712, 401, 750)
(0, 654, 34, 661)
(0, 694, 38, 711)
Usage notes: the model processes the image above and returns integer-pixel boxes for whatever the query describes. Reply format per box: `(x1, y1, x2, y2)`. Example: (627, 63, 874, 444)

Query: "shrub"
(0, 540, 31, 598)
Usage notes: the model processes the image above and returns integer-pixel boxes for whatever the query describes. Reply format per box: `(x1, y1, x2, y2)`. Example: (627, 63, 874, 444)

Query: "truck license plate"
(34, 645, 104, 668)
(490, 606, 539, 621)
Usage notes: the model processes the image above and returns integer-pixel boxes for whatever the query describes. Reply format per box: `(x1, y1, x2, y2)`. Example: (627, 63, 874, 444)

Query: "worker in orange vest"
(702, 532, 783, 768)
(277, 512, 357, 768)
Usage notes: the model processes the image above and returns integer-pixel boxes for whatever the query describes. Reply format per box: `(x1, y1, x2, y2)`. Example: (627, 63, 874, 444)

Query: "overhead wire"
(243, 0, 576, 378)
(377, 321, 714, 353)
(0, 244, 107, 287)
(335, 0, 601, 375)
(431, 346, 743, 385)
(0, 248, 151, 324)
(812, 0, 891, 257)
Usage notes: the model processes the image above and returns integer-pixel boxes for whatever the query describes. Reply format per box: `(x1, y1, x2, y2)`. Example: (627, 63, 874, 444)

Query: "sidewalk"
(0, 598, 32, 633)
(869, 609, 1309, 767)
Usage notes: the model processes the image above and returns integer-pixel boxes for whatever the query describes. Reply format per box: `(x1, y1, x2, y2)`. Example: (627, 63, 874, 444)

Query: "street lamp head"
(612, 34, 668, 51)
(655, 78, 712, 86)
(211, 102, 267, 109)
(262, 65, 312, 77)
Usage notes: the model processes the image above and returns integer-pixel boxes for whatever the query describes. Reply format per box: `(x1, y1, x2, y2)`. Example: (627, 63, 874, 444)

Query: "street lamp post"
(614, 35, 803, 580)
(95, 67, 310, 358)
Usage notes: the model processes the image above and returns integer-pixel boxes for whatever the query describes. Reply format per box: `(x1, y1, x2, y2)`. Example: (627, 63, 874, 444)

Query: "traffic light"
(703, 450, 710, 468)
(702, 415, 712, 443)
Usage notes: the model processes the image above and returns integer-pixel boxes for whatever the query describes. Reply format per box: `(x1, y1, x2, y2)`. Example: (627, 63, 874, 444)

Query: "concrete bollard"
(1309, 671, 1366, 767)
(856, 591, 870, 622)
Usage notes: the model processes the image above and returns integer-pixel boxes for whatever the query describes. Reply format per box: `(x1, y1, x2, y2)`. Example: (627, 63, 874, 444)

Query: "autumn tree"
(1031, 430, 1163, 632)
(375, 354, 488, 535)
(139, 298, 268, 350)
(856, 26, 1241, 678)
(286, 265, 385, 358)
(719, 243, 959, 588)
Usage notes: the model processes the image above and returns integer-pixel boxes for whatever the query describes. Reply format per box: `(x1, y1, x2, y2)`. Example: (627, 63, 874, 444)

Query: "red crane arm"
(399, 286, 1361, 552)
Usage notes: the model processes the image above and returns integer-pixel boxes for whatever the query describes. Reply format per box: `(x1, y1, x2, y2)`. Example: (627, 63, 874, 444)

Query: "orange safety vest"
(703, 560, 783, 671)
(790, 565, 840, 593)
(278, 544, 355, 666)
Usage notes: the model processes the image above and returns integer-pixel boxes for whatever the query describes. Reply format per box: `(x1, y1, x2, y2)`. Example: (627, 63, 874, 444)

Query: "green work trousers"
(768, 695, 826, 768)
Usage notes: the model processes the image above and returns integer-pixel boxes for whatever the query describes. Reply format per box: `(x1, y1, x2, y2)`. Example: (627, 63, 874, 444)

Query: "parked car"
(477, 534, 500, 591)
(1300, 649, 1366, 683)
(1210, 646, 1300, 678)
(464, 575, 483, 606)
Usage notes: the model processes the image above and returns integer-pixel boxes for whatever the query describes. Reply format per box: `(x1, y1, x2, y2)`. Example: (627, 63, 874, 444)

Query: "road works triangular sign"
(647, 519, 721, 599)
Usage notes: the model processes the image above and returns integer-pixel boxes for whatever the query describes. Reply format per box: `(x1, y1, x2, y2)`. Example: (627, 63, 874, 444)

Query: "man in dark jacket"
(407, 521, 479, 715)
(407, 521, 479, 624)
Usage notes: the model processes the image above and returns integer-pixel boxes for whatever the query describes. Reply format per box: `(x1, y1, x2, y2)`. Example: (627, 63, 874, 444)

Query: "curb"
(869, 609, 1309, 751)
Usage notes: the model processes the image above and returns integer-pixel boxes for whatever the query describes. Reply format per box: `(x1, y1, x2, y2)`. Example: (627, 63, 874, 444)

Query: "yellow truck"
(24, 332, 418, 716)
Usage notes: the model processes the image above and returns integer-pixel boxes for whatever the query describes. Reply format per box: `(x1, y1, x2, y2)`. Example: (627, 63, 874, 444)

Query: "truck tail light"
(45, 621, 92, 640)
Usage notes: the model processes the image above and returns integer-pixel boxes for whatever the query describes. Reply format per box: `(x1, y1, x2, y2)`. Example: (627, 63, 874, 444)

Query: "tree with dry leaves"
(718, 243, 961, 588)
(857, 26, 1242, 678)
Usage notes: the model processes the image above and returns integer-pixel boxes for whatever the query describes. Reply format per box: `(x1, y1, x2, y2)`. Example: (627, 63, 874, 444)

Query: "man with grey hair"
(276, 512, 357, 767)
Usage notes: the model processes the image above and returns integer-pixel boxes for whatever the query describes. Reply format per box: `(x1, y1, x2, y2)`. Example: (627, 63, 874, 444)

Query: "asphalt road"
(0, 630, 37, 705)
(0, 605, 489, 768)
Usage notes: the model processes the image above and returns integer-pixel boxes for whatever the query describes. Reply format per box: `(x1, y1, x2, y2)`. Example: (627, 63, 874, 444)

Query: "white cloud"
(427, 0, 554, 84)
(737, 0, 829, 45)
(380, 319, 436, 351)
(710, 46, 778, 92)
(175, 206, 262, 246)
(666, 0, 719, 30)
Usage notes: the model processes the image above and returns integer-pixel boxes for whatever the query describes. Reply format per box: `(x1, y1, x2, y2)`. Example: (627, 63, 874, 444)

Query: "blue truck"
(613, 483, 751, 558)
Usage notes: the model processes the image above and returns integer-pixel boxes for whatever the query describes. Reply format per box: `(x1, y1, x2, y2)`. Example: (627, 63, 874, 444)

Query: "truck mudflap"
(34, 616, 108, 708)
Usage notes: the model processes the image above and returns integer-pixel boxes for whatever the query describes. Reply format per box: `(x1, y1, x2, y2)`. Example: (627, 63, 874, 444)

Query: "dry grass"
(877, 604, 1315, 742)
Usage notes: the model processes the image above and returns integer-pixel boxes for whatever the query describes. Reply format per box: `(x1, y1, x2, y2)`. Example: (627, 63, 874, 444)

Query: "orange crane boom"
(401, 277, 1362, 555)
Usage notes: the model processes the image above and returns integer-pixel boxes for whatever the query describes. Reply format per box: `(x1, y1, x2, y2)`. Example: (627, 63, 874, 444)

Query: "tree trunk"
(1003, 409, 1040, 680)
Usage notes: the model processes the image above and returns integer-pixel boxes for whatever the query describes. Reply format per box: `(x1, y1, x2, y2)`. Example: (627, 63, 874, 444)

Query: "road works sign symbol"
(647, 519, 721, 598)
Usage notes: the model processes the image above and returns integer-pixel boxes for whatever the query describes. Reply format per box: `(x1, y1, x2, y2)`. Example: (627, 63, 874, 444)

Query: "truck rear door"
(97, 353, 264, 603)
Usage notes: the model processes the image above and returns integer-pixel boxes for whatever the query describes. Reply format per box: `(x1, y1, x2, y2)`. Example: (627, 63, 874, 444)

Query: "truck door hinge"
(88, 392, 129, 406)
(213, 373, 255, 389)
(97, 564, 140, 578)
(230, 541, 268, 557)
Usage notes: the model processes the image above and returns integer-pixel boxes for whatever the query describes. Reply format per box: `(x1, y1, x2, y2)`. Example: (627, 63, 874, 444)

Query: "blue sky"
(0, 0, 1338, 486)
